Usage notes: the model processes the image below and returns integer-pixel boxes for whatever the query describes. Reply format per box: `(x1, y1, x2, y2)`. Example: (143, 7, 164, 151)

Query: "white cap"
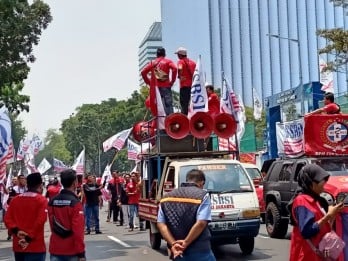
(175, 47, 187, 56)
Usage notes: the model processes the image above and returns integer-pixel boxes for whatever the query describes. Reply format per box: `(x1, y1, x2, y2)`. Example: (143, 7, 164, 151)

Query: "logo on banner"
(320, 119, 348, 151)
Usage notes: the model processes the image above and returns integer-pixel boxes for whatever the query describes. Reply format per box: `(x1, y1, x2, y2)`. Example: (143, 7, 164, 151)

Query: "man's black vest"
(160, 184, 211, 253)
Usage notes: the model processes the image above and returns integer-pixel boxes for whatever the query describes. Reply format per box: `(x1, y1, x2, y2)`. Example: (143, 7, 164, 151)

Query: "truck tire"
(239, 236, 254, 255)
(265, 202, 288, 238)
(149, 228, 161, 250)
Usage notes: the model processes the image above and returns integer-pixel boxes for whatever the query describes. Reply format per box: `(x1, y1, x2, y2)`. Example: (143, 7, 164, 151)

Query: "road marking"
(258, 235, 270, 239)
(107, 235, 131, 248)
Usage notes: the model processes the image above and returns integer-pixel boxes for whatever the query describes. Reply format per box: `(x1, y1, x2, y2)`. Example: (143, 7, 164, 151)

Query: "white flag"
(188, 56, 208, 118)
(101, 164, 112, 189)
(127, 139, 141, 161)
(253, 88, 263, 120)
(319, 56, 334, 93)
(102, 128, 132, 152)
(72, 149, 85, 175)
(2, 166, 12, 210)
(37, 158, 52, 174)
(155, 87, 166, 130)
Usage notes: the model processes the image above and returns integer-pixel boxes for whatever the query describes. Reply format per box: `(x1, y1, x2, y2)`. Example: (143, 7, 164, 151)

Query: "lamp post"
(81, 125, 101, 175)
(267, 34, 304, 114)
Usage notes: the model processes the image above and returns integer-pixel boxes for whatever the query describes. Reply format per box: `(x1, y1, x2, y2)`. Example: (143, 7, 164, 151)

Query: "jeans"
(121, 204, 129, 226)
(174, 250, 216, 261)
(14, 252, 46, 261)
(85, 204, 100, 232)
(180, 86, 191, 115)
(50, 255, 79, 261)
(158, 87, 173, 115)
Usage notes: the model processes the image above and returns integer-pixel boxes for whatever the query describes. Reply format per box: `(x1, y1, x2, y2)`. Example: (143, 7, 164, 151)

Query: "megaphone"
(213, 113, 237, 139)
(165, 113, 190, 139)
(189, 112, 213, 139)
(132, 121, 155, 143)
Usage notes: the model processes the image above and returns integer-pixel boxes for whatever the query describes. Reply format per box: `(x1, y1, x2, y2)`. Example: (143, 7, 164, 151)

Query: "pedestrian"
(126, 172, 143, 232)
(206, 84, 220, 117)
(120, 173, 131, 229)
(4, 172, 47, 261)
(48, 169, 86, 261)
(45, 177, 61, 201)
(141, 47, 177, 115)
(107, 171, 124, 226)
(175, 47, 196, 115)
(288, 164, 344, 261)
(308, 92, 340, 115)
(83, 173, 103, 235)
(13, 174, 27, 194)
(157, 169, 216, 261)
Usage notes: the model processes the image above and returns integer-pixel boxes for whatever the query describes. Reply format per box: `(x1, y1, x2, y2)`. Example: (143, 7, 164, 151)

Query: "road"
(0, 207, 291, 260)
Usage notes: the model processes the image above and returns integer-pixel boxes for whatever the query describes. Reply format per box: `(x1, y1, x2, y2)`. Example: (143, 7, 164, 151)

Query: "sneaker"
(85, 231, 90, 235)
(134, 226, 139, 229)
(128, 228, 134, 232)
(140, 228, 146, 231)
(95, 231, 102, 234)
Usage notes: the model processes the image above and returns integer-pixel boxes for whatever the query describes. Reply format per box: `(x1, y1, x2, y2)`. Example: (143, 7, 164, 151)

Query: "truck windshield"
(179, 164, 253, 193)
(245, 168, 262, 180)
(314, 158, 348, 176)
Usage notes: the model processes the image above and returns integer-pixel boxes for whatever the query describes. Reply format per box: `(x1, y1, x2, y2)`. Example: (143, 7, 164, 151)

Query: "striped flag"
(0, 107, 12, 182)
(72, 149, 85, 175)
(2, 166, 12, 210)
(102, 128, 132, 152)
(53, 158, 68, 172)
(127, 139, 141, 161)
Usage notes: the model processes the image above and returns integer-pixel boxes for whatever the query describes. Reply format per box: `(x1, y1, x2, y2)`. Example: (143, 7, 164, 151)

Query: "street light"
(81, 125, 101, 175)
(267, 34, 304, 114)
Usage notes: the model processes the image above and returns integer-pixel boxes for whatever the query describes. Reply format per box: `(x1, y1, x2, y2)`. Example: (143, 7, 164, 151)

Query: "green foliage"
(317, 28, 348, 72)
(244, 106, 266, 145)
(0, 0, 52, 113)
(10, 115, 27, 150)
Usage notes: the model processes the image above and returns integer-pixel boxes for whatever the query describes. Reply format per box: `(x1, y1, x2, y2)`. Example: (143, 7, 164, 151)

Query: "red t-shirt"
(141, 57, 177, 88)
(208, 92, 220, 116)
(323, 103, 340, 114)
(46, 185, 61, 200)
(126, 181, 139, 205)
(177, 58, 196, 87)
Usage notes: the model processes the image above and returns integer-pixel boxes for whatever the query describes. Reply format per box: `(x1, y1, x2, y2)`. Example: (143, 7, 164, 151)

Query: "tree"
(317, 28, 348, 72)
(11, 115, 27, 150)
(0, 0, 52, 113)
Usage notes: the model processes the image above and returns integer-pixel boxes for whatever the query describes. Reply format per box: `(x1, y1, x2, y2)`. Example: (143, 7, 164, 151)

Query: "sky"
(20, 0, 161, 138)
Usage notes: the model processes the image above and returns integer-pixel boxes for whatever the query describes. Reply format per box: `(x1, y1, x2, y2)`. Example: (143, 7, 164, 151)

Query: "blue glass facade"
(160, 0, 348, 106)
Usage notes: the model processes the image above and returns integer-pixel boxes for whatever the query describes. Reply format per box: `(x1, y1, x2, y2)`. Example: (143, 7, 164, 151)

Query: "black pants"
(180, 87, 191, 115)
(110, 200, 123, 224)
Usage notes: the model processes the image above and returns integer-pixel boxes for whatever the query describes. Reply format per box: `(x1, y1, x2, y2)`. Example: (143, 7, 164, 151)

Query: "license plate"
(209, 221, 236, 231)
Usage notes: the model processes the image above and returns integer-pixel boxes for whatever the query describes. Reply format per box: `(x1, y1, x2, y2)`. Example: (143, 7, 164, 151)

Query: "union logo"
(319, 119, 348, 152)
(326, 122, 348, 143)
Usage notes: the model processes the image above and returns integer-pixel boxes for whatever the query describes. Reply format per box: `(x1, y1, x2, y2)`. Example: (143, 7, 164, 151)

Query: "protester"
(157, 169, 216, 260)
(288, 164, 344, 261)
(141, 47, 177, 115)
(13, 174, 27, 194)
(48, 169, 86, 261)
(206, 84, 220, 117)
(107, 171, 124, 226)
(126, 172, 144, 232)
(4, 172, 47, 261)
(308, 92, 340, 115)
(45, 177, 61, 201)
(83, 174, 103, 234)
(120, 173, 130, 229)
(175, 47, 196, 115)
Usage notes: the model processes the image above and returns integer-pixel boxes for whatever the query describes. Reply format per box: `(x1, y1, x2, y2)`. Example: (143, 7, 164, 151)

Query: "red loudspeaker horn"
(189, 112, 214, 139)
(132, 121, 155, 143)
(165, 113, 190, 139)
(213, 113, 237, 139)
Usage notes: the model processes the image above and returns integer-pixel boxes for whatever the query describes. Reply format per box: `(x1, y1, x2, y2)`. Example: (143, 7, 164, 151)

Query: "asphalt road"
(0, 207, 291, 261)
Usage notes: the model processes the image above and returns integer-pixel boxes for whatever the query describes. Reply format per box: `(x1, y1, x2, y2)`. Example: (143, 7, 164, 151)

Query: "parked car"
(263, 156, 348, 238)
(242, 163, 265, 222)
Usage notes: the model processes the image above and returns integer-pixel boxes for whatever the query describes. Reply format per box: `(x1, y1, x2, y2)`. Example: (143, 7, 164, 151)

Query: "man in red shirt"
(5, 172, 47, 261)
(141, 47, 177, 115)
(175, 47, 196, 115)
(308, 92, 340, 115)
(45, 177, 61, 201)
(126, 172, 142, 232)
(206, 84, 220, 116)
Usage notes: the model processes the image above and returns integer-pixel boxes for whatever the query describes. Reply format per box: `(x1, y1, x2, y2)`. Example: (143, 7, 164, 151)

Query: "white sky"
(20, 0, 161, 137)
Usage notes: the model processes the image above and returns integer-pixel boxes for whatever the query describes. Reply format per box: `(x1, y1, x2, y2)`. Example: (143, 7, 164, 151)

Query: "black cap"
(27, 172, 42, 188)
(156, 47, 166, 57)
(301, 164, 330, 183)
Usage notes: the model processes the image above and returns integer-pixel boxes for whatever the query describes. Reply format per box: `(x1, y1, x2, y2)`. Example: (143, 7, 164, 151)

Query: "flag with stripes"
(2, 166, 12, 210)
(72, 149, 85, 175)
(53, 158, 68, 172)
(127, 139, 141, 161)
(102, 128, 132, 152)
(0, 107, 12, 182)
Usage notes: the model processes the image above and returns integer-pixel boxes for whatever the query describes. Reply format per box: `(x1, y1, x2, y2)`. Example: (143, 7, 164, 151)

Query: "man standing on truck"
(307, 92, 340, 115)
(157, 169, 216, 261)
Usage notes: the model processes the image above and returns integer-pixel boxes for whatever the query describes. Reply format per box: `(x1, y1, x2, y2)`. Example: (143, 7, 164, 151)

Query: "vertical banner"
(276, 118, 304, 157)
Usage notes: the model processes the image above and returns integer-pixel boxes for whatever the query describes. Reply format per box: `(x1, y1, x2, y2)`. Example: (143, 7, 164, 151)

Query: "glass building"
(160, 0, 348, 106)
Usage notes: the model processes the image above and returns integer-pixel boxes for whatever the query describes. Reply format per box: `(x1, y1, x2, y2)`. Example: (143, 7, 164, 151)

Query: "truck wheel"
(265, 202, 288, 238)
(239, 236, 254, 255)
(149, 228, 161, 250)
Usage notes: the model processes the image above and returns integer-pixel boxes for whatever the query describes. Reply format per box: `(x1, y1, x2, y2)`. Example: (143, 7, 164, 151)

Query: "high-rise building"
(138, 22, 162, 86)
(160, 0, 348, 106)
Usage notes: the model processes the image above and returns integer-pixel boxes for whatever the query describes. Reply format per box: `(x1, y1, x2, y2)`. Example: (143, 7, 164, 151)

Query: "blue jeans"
(14, 252, 46, 261)
(128, 204, 138, 229)
(158, 87, 173, 115)
(50, 254, 79, 261)
(85, 204, 100, 232)
(174, 250, 216, 261)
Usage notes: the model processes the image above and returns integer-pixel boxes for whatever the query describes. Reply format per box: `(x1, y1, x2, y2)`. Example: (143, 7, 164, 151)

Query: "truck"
(137, 130, 260, 255)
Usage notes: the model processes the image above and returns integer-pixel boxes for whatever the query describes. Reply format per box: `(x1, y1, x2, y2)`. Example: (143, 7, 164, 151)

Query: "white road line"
(258, 235, 270, 239)
(107, 235, 132, 248)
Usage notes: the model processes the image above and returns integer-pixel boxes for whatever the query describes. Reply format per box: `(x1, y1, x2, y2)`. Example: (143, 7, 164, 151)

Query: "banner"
(53, 158, 68, 172)
(319, 56, 334, 93)
(2, 166, 12, 210)
(72, 149, 85, 175)
(0, 108, 12, 182)
(253, 88, 263, 120)
(304, 114, 348, 156)
(127, 139, 141, 161)
(103, 128, 132, 152)
(188, 56, 208, 117)
(37, 158, 52, 174)
(276, 119, 304, 157)
(155, 87, 166, 130)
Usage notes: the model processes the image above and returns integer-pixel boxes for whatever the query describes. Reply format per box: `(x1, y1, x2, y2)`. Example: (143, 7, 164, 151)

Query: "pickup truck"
(138, 139, 260, 255)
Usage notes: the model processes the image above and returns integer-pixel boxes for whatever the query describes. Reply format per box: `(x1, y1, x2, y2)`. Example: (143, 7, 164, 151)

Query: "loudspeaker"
(189, 112, 213, 139)
(132, 121, 155, 143)
(165, 113, 190, 139)
(213, 113, 237, 139)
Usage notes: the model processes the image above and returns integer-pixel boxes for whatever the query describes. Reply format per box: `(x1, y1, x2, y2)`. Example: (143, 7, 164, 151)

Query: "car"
(263, 156, 348, 238)
(241, 163, 266, 222)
